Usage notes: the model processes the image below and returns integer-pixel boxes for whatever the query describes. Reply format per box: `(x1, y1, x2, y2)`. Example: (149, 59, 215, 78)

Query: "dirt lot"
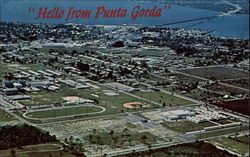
(205, 83, 248, 95)
(222, 78, 249, 89)
(123, 102, 150, 109)
(212, 99, 250, 116)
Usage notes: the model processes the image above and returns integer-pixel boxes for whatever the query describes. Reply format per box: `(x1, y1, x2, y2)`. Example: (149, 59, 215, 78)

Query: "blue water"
(0, 0, 249, 39)
(168, 14, 249, 39)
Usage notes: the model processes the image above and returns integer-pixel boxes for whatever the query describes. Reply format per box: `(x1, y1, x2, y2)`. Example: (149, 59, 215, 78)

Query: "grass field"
(178, 66, 248, 80)
(0, 62, 56, 75)
(0, 109, 16, 122)
(21, 82, 161, 121)
(209, 137, 249, 155)
(0, 143, 78, 157)
(160, 72, 204, 83)
(22, 63, 54, 71)
(146, 75, 168, 82)
(0, 62, 15, 73)
(161, 120, 215, 133)
(134, 91, 194, 107)
(21, 83, 111, 106)
(196, 126, 249, 139)
(26, 105, 103, 119)
(137, 49, 168, 57)
(235, 135, 249, 144)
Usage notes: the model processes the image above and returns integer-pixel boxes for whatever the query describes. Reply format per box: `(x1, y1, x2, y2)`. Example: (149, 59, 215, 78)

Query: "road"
(221, 0, 242, 16)
(23, 104, 106, 121)
(93, 141, 190, 157)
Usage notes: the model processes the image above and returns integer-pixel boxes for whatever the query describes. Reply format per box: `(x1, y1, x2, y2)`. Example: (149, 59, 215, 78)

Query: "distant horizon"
(0, 0, 248, 38)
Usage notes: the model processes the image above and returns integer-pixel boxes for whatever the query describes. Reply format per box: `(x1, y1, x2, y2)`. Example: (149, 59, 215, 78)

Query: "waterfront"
(0, 0, 248, 38)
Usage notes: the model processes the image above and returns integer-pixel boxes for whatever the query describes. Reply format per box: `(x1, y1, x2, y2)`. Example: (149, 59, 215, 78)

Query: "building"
(160, 109, 195, 121)
(2, 88, 18, 95)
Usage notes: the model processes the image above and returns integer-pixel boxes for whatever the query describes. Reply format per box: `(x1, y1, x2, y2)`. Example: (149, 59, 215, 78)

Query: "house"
(28, 81, 53, 88)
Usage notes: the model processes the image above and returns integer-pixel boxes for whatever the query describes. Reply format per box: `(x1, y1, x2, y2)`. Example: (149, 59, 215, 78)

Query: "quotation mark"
(28, 8, 36, 12)
(164, 5, 171, 10)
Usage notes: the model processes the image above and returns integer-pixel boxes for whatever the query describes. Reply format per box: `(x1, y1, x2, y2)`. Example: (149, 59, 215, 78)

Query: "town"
(0, 21, 249, 157)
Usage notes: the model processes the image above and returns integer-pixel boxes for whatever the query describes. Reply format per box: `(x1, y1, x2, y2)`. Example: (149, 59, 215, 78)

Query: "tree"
(89, 134, 93, 143)
(164, 68, 169, 73)
(128, 138, 132, 146)
(72, 50, 78, 55)
(113, 41, 124, 47)
(123, 128, 129, 136)
(93, 129, 96, 135)
(76, 62, 90, 71)
(141, 135, 148, 144)
(109, 130, 114, 137)
(96, 136, 101, 145)
(140, 104, 143, 110)
(162, 102, 166, 107)
(112, 136, 119, 147)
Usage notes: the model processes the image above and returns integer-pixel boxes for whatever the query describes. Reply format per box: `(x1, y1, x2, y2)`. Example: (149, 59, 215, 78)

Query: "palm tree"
(109, 130, 114, 137)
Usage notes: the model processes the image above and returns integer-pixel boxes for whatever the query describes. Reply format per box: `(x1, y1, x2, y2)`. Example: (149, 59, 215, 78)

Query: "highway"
(0, 143, 63, 157)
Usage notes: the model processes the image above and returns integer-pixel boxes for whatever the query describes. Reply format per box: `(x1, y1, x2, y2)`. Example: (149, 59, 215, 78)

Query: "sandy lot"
(63, 96, 92, 103)
(123, 102, 150, 109)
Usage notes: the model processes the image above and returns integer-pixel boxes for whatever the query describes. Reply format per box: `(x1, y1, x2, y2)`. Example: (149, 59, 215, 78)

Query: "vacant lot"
(160, 72, 203, 83)
(206, 83, 248, 95)
(222, 78, 249, 89)
(178, 66, 249, 80)
(174, 73, 204, 83)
